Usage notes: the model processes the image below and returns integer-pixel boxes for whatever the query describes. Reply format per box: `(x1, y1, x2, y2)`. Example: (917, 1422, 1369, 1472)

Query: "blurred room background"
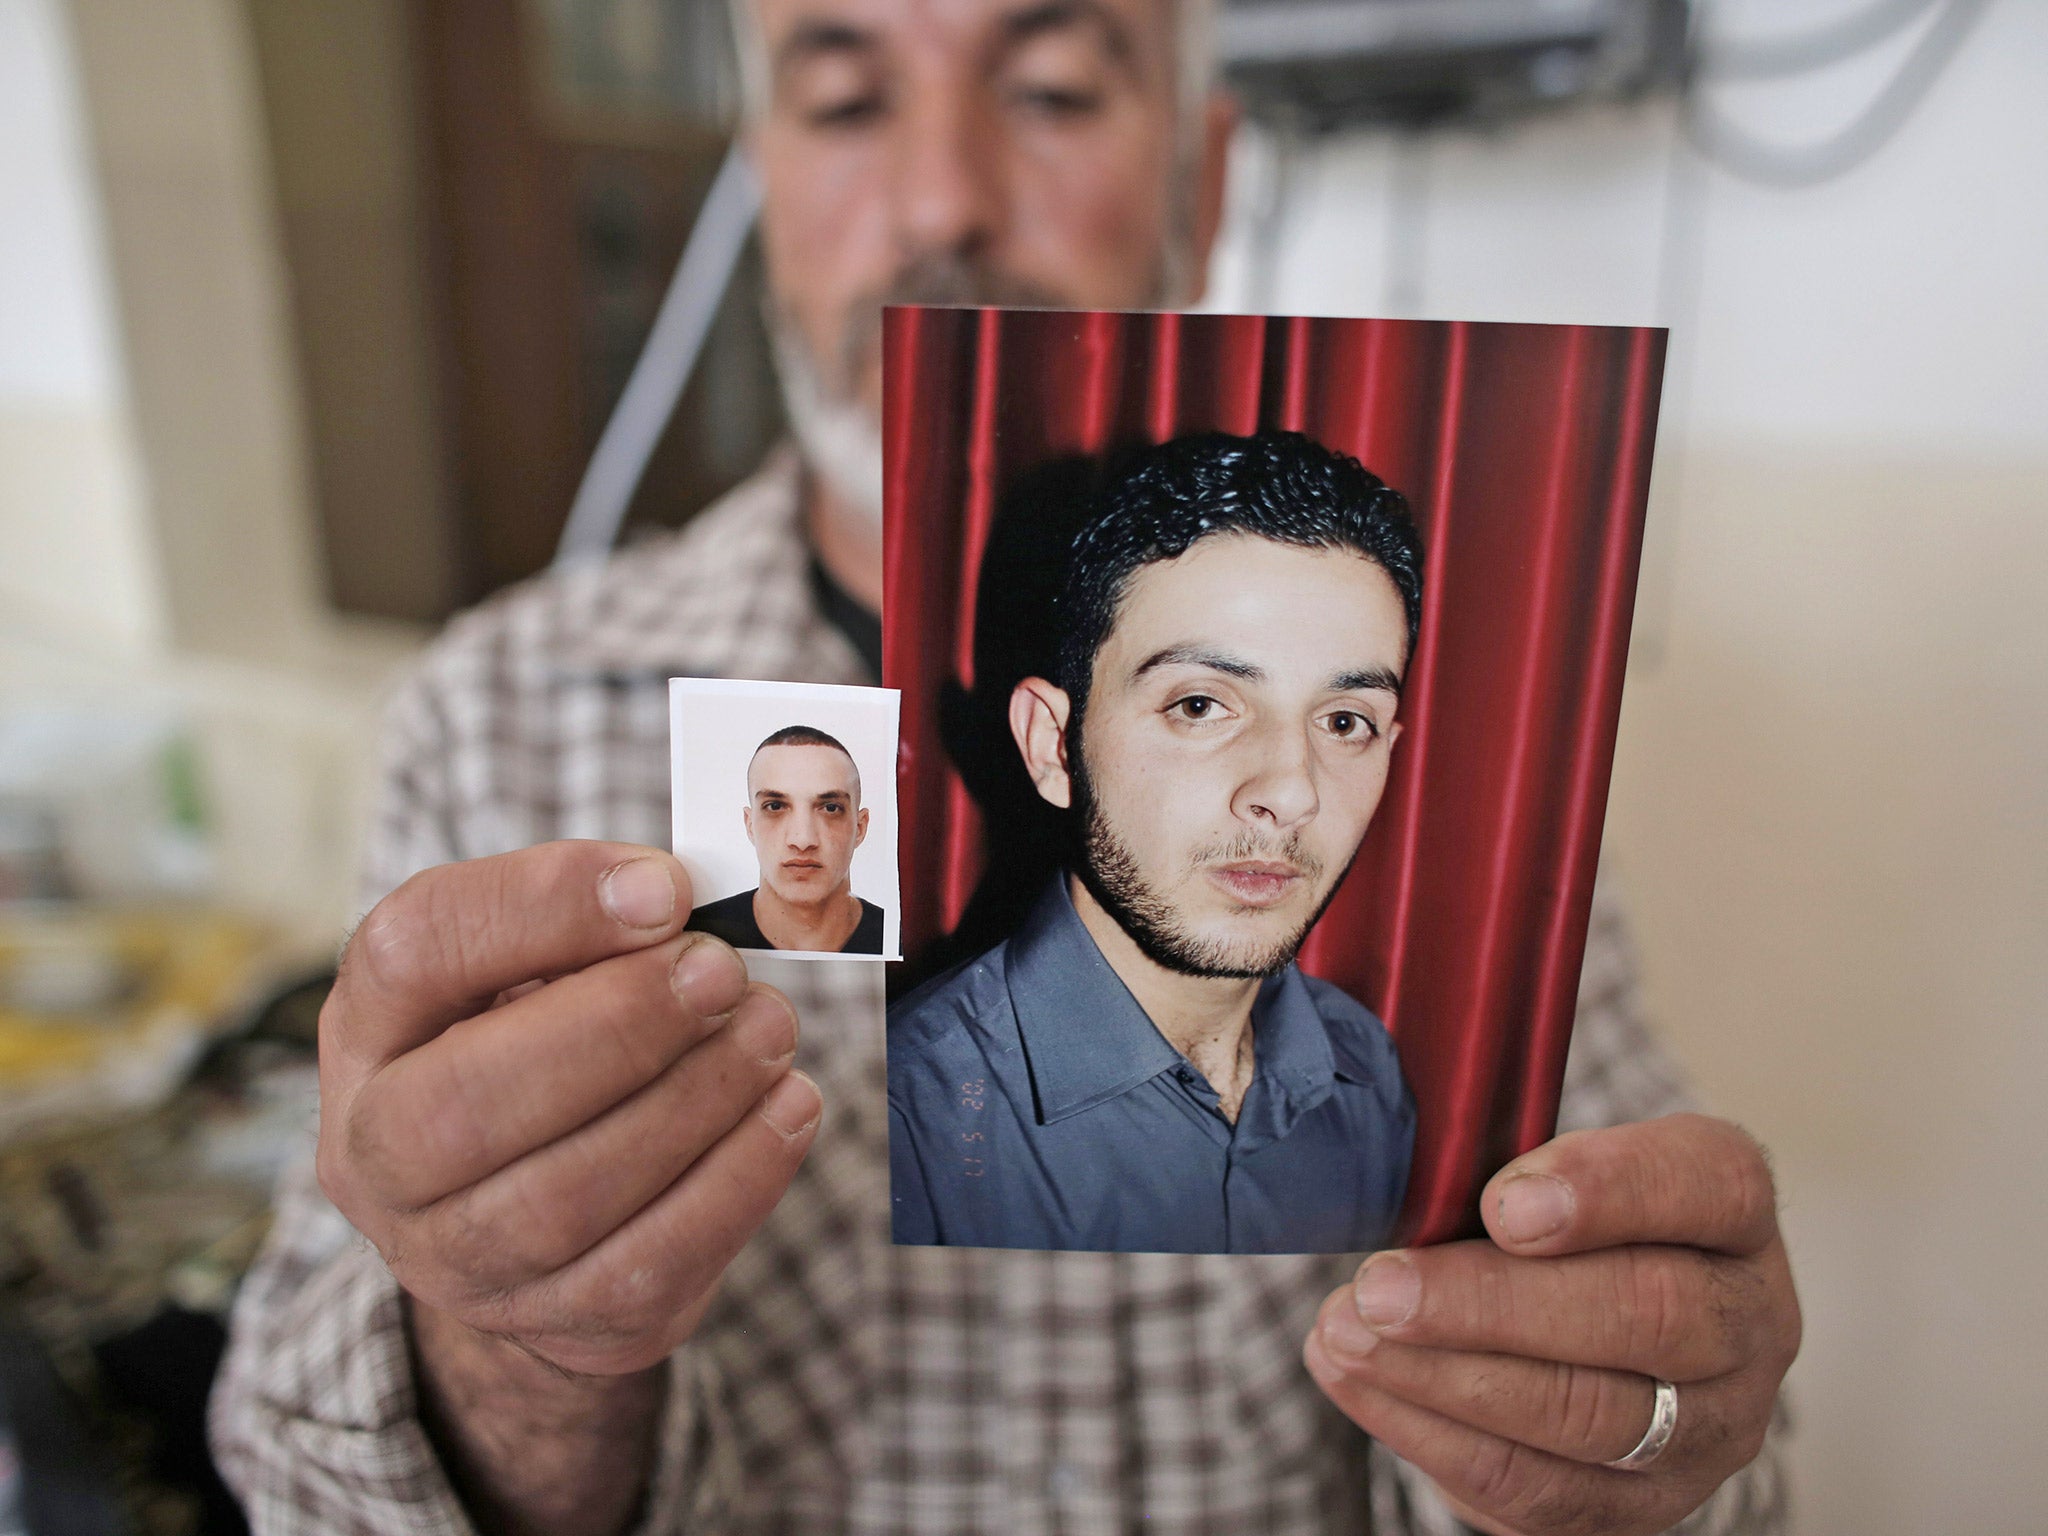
(1, 0, 2041, 1529)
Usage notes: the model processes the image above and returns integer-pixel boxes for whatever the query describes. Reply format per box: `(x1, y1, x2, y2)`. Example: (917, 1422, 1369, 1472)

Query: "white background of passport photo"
(669, 678, 901, 960)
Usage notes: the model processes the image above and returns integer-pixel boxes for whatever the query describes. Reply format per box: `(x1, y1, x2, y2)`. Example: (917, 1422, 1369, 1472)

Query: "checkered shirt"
(209, 449, 1789, 1535)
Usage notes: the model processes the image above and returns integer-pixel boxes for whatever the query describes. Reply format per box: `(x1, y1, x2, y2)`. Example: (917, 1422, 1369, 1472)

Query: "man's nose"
(1232, 724, 1320, 832)
(890, 81, 1001, 262)
(786, 811, 821, 851)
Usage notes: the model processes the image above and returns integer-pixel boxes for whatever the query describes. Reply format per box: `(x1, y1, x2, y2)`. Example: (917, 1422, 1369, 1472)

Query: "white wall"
(0, 0, 417, 948)
(1210, 3, 2048, 1529)
(0, 0, 161, 652)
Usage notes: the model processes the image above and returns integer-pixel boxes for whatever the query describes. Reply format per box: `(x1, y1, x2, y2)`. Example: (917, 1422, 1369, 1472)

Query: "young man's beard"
(1068, 741, 1351, 980)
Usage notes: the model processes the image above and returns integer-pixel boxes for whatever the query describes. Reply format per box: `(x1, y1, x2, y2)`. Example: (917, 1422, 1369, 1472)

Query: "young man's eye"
(1325, 711, 1380, 742)
(1170, 695, 1220, 721)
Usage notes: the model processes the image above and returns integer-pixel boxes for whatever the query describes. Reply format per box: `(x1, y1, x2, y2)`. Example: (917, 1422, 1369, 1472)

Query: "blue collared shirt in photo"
(887, 877, 1416, 1254)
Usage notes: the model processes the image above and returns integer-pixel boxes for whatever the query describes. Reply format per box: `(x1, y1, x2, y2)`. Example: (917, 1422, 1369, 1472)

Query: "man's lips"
(780, 858, 825, 873)
(1207, 861, 1305, 908)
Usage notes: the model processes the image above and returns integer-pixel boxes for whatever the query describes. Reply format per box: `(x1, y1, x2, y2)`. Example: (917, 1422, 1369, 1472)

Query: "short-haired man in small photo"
(690, 725, 885, 953)
(891, 431, 1421, 1253)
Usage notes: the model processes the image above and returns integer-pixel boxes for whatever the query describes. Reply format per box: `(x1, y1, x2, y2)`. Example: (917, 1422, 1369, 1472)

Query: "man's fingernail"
(759, 1071, 822, 1139)
(1320, 1303, 1382, 1364)
(1498, 1173, 1575, 1244)
(670, 938, 747, 1016)
(1353, 1254, 1421, 1329)
(731, 989, 796, 1065)
(600, 857, 677, 928)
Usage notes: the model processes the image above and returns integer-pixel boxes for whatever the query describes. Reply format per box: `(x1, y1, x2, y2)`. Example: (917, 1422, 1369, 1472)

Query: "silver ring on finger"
(1603, 1378, 1679, 1472)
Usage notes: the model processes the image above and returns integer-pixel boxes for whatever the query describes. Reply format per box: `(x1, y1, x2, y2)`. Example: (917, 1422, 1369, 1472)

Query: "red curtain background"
(882, 308, 1665, 1245)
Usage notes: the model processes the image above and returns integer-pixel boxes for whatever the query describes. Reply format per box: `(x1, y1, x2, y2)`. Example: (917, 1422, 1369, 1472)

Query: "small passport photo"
(670, 677, 902, 962)
(882, 307, 1665, 1254)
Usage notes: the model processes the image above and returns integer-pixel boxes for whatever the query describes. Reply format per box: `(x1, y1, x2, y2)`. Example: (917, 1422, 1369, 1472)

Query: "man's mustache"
(1187, 830, 1325, 883)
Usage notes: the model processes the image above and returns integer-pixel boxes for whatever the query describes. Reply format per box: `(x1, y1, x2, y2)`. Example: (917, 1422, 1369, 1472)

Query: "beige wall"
(0, 0, 161, 653)
(0, 404, 159, 651)
(1, 0, 417, 950)
(1612, 444, 2048, 1530)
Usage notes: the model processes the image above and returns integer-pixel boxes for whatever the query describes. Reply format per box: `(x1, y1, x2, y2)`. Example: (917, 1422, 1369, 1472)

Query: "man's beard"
(767, 249, 1164, 530)
(1070, 746, 1349, 980)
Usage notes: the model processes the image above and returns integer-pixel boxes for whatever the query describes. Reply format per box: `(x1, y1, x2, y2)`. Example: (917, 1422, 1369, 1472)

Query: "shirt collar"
(1006, 878, 1185, 1123)
(1234, 966, 1343, 1151)
(1006, 877, 1341, 1133)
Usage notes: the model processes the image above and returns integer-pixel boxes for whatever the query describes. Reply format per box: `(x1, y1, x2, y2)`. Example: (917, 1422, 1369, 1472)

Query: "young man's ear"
(854, 805, 871, 847)
(1009, 677, 1074, 810)
(742, 804, 756, 844)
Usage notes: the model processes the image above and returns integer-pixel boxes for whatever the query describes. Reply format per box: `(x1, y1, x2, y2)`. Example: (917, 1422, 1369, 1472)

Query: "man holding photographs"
(214, 0, 1798, 1526)
(891, 431, 1420, 1253)
(689, 726, 886, 954)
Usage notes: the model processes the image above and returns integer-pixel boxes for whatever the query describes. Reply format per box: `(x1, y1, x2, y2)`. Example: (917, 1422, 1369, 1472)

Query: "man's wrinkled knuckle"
(1625, 1249, 1696, 1367)
(1548, 1362, 1612, 1454)
(463, 1177, 592, 1283)
(587, 967, 685, 1083)
(1466, 1252, 1523, 1344)
(1465, 1356, 1518, 1418)
(443, 868, 521, 990)
(1460, 1432, 1528, 1511)
(1477, 1443, 1575, 1535)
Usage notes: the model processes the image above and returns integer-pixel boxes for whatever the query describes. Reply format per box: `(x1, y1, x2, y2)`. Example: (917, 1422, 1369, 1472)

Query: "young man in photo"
(890, 431, 1420, 1253)
(689, 726, 885, 954)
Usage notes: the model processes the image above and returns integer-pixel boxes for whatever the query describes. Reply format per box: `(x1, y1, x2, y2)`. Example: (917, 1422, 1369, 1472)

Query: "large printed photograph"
(883, 307, 1665, 1254)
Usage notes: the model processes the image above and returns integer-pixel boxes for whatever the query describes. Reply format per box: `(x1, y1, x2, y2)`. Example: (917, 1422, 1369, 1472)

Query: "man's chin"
(1182, 923, 1313, 979)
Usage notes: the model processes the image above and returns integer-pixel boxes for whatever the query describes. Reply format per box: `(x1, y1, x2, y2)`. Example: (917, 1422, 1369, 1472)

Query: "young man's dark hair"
(757, 724, 852, 755)
(1054, 430, 1424, 723)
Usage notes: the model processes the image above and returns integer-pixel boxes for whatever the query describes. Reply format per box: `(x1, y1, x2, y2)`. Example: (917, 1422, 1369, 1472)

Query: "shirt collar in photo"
(1006, 875, 1347, 1150)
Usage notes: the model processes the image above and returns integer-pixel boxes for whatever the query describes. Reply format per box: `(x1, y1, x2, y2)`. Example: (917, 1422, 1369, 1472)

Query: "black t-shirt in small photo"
(688, 889, 886, 954)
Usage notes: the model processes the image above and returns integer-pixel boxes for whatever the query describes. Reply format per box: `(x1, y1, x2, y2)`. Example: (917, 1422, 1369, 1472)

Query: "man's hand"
(1304, 1115, 1800, 1536)
(316, 841, 821, 1534)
